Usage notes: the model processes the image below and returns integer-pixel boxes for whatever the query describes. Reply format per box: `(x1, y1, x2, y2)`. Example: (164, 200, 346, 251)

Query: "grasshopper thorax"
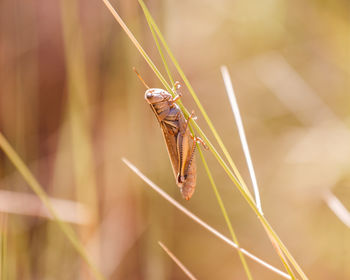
(145, 88, 172, 105)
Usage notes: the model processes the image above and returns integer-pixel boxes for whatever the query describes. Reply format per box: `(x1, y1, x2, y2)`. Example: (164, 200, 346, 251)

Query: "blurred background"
(0, 0, 349, 279)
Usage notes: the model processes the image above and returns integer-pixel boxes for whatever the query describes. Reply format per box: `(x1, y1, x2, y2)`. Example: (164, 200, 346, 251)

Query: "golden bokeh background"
(0, 0, 349, 279)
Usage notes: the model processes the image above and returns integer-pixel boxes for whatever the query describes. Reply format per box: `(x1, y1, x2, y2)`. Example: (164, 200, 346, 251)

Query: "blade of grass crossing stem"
(197, 148, 253, 280)
(218, 68, 296, 277)
(122, 158, 292, 280)
(220, 66, 262, 213)
(158, 242, 197, 280)
(217, 67, 299, 278)
(265, 229, 297, 279)
(324, 191, 350, 227)
(0, 133, 105, 280)
(137, 2, 307, 279)
(220, 65, 295, 279)
(145, 15, 253, 279)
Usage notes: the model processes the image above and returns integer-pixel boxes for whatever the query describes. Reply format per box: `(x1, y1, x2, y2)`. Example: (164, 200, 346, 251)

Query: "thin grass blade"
(324, 191, 350, 228)
(158, 241, 198, 280)
(0, 133, 105, 280)
(197, 148, 253, 279)
(122, 158, 292, 280)
(220, 66, 262, 213)
(100, 0, 173, 94)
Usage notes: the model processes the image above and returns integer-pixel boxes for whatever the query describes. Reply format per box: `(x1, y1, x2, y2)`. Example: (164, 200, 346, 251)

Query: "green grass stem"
(147, 20, 175, 87)
(197, 148, 253, 280)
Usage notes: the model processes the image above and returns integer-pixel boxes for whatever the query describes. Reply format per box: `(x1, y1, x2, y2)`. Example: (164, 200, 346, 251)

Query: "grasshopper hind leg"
(180, 153, 197, 200)
(179, 132, 198, 200)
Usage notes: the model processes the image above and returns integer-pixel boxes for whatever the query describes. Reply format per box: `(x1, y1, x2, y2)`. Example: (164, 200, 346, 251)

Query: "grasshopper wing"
(159, 122, 179, 182)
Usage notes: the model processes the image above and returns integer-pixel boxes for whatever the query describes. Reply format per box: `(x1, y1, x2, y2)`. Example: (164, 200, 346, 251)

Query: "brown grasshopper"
(134, 68, 205, 200)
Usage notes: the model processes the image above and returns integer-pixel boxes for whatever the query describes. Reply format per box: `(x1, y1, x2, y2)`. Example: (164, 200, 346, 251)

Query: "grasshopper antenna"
(133, 67, 150, 89)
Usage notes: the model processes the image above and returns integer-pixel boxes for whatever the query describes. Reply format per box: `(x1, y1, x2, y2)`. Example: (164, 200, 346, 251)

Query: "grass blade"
(0, 133, 105, 280)
(100, 0, 173, 94)
(220, 65, 262, 213)
(197, 148, 253, 279)
(122, 158, 292, 280)
(147, 20, 174, 87)
(0, 190, 90, 224)
(324, 191, 350, 228)
(220, 66, 295, 279)
(158, 241, 198, 280)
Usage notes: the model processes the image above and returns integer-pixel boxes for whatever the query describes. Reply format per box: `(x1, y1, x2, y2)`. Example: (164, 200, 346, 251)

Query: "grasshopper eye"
(145, 90, 155, 102)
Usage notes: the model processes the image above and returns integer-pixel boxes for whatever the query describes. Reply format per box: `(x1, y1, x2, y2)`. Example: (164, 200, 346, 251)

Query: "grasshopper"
(134, 68, 205, 200)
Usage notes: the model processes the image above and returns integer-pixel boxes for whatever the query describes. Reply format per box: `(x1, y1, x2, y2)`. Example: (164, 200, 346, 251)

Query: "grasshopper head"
(145, 88, 172, 104)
